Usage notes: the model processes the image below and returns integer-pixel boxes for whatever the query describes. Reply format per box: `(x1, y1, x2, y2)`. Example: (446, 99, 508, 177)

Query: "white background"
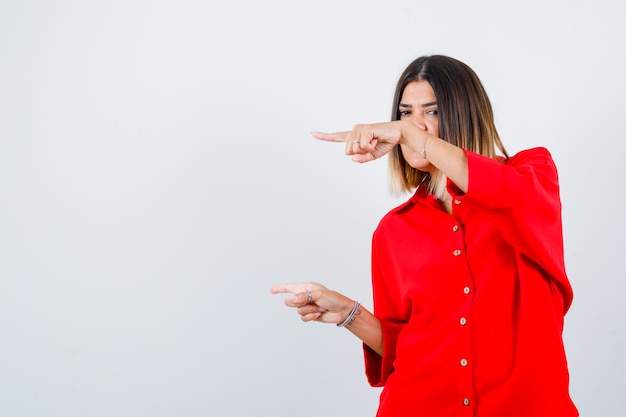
(1, 1, 624, 416)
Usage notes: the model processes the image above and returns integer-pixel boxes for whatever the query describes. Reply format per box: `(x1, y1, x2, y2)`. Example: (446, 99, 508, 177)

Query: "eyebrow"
(399, 101, 438, 108)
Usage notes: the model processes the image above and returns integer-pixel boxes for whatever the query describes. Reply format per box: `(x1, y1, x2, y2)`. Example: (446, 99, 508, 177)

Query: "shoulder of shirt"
(374, 201, 410, 237)
(506, 146, 555, 168)
(378, 186, 428, 221)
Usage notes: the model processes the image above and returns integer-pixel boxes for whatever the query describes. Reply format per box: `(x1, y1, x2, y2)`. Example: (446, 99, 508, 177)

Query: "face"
(398, 80, 440, 171)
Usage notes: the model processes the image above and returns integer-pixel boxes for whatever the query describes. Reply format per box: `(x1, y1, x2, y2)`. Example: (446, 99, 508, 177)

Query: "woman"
(271, 55, 578, 417)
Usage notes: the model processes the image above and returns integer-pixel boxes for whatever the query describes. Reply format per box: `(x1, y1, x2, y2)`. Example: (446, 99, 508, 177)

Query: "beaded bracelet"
(337, 301, 361, 327)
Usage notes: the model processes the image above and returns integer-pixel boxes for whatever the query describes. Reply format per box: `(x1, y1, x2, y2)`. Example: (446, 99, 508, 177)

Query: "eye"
(399, 110, 411, 118)
(426, 109, 438, 116)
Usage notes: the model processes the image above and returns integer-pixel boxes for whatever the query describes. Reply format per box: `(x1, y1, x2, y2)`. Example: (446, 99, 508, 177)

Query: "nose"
(407, 113, 427, 130)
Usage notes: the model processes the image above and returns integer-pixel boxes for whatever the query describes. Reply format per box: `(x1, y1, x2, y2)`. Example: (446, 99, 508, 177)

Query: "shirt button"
(460, 358, 468, 367)
(463, 287, 471, 295)
(463, 398, 471, 406)
(452, 225, 459, 232)
(453, 249, 462, 256)
(454, 199, 462, 205)
(460, 317, 467, 326)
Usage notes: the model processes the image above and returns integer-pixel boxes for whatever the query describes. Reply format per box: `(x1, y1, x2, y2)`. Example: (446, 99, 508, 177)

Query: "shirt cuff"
(363, 319, 404, 387)
(447, 149, 505, 209)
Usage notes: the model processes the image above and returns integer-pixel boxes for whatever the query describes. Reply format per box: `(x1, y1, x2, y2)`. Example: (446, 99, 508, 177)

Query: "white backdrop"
(1, 1, 624, 416)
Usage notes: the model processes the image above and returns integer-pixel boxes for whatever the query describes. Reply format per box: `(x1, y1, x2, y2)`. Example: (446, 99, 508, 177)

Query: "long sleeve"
(363, 240, 407, 387)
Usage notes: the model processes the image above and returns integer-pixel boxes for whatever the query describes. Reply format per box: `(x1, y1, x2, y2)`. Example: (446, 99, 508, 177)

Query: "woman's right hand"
(311, 120, 421, 163)
(270, 282, 354, 325)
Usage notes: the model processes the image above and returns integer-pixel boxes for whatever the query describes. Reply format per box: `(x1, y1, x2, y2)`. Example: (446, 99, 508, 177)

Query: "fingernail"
(288, 295, 297, 302)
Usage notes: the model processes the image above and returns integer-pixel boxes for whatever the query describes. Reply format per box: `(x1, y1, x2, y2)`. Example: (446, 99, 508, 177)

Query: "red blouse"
(364, 147, 578, 417)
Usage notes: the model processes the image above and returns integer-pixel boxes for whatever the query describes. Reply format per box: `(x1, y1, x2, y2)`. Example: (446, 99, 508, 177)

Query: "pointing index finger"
(311, 131, 350, 143)
(270, 283, 298, 294)
(270, 282, 324, 295)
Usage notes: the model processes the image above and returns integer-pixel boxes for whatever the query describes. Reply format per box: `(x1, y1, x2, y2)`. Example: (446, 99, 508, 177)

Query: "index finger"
(311, 131, 350, 143)
(270, 282, 322, 294)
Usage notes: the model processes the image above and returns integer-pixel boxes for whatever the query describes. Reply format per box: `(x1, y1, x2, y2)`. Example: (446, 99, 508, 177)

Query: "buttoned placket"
(451, 199, 475, 415)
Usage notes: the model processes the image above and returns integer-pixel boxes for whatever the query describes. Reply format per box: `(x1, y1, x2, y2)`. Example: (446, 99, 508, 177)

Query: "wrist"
(421, 133, 430, 159)
(337, 300, 361, 328)
(398, 120, 417, 146)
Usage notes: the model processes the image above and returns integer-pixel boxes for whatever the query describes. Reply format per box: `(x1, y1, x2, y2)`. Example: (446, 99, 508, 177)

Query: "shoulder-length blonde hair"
(388, 55, 509, 198)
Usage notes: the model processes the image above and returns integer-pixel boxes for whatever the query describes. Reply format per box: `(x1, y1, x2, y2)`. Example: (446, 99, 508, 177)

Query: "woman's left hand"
(270, 282, 354, 325)
(311, 120, 419, 163)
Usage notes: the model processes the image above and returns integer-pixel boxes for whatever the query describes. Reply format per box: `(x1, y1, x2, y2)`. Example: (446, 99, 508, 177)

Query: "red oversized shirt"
(364, 147, 578, 417)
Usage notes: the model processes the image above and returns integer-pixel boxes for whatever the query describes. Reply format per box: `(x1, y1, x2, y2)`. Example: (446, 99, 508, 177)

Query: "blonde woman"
(271, 55, 578, 417)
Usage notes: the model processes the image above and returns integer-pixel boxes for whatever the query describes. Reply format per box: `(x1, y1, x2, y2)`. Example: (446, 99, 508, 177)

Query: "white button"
(452, 225, 459, 232)
(454, 199, 462, 205)
(463, 398, 471, 406)
(460, 358, 468, 367)
(453, 249, 462, 256)
(460, 317, 467, 326)
(463, 287, 471, 295)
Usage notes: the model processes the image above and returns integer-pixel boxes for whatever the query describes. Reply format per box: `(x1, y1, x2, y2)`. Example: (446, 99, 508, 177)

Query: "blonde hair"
(388, 55, 509, 198)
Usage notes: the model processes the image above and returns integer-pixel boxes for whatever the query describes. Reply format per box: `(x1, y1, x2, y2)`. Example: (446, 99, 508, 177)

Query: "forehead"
(400, 80, 436, 103)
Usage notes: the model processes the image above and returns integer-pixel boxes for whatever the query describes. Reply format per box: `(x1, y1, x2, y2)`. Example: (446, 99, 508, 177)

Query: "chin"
(404, 157, 431, 171)
(403, 150, 431, 171)
(408, 161, 433, 172)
